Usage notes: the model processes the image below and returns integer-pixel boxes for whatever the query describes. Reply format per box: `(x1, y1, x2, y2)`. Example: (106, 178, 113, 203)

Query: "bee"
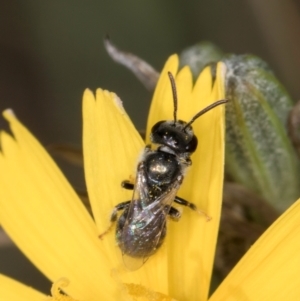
(100, 72, 227, 270)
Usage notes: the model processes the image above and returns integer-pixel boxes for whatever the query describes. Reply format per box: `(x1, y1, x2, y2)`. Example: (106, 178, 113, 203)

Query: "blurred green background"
(1, 0, 300, 293)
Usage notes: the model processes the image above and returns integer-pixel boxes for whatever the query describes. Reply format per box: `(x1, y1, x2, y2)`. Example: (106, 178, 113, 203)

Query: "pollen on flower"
(124, 283, 177, 301)
(47, 278, 79, 301)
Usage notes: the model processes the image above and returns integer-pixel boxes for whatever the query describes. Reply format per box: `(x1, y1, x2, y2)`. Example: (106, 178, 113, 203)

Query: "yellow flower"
(0, 54, 299, 301)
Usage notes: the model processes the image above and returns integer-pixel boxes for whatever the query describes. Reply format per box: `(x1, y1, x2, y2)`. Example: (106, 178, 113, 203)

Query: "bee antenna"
(168, 72, 178, 124)
(183, 99, 228, 130)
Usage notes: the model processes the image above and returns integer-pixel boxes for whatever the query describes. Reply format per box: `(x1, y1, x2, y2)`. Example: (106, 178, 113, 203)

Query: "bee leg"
(121, 180, 134, 190)
(174, 196, 211, 221)
(99, 200, 131, 239)
(168, 206, 181, 222)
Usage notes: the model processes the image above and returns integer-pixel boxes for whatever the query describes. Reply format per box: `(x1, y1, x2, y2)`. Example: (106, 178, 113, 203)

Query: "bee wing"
(121, 163, 182, 270)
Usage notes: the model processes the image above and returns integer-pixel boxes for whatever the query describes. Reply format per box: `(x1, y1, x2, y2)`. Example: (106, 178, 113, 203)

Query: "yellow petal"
(146, 59, 226, 301)
(168, 64, 226, 301)
(0, 110, 118, 300)
(146, 54, 179, 139)
(83, 89, 143, 257)
(0, 274, 46, 301)
(124, 283, 177, 301)
(82, 89, 169, 294)
(210, 198, 300, 301)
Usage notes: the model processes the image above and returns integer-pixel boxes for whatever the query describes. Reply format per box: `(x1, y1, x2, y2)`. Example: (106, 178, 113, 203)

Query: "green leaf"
(223, 54, 300, 211)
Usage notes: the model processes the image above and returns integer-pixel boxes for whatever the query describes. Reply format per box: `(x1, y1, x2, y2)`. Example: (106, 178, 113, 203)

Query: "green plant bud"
(179, 42, 223, 81)
(223, 54, 300, 211)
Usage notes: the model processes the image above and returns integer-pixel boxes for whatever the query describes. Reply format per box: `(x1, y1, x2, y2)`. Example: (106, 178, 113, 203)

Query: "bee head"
(150, 72, 227, 155)
(151, 120, 198, 154)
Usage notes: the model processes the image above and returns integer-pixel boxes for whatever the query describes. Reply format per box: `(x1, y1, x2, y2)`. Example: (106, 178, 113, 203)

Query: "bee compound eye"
(151, 121, 167, 143)
(185, 135, 198, 153)
(151, 121, 165, 135)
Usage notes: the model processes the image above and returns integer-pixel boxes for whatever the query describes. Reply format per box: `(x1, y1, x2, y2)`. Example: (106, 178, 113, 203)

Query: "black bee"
(100, 72, 227, 269)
